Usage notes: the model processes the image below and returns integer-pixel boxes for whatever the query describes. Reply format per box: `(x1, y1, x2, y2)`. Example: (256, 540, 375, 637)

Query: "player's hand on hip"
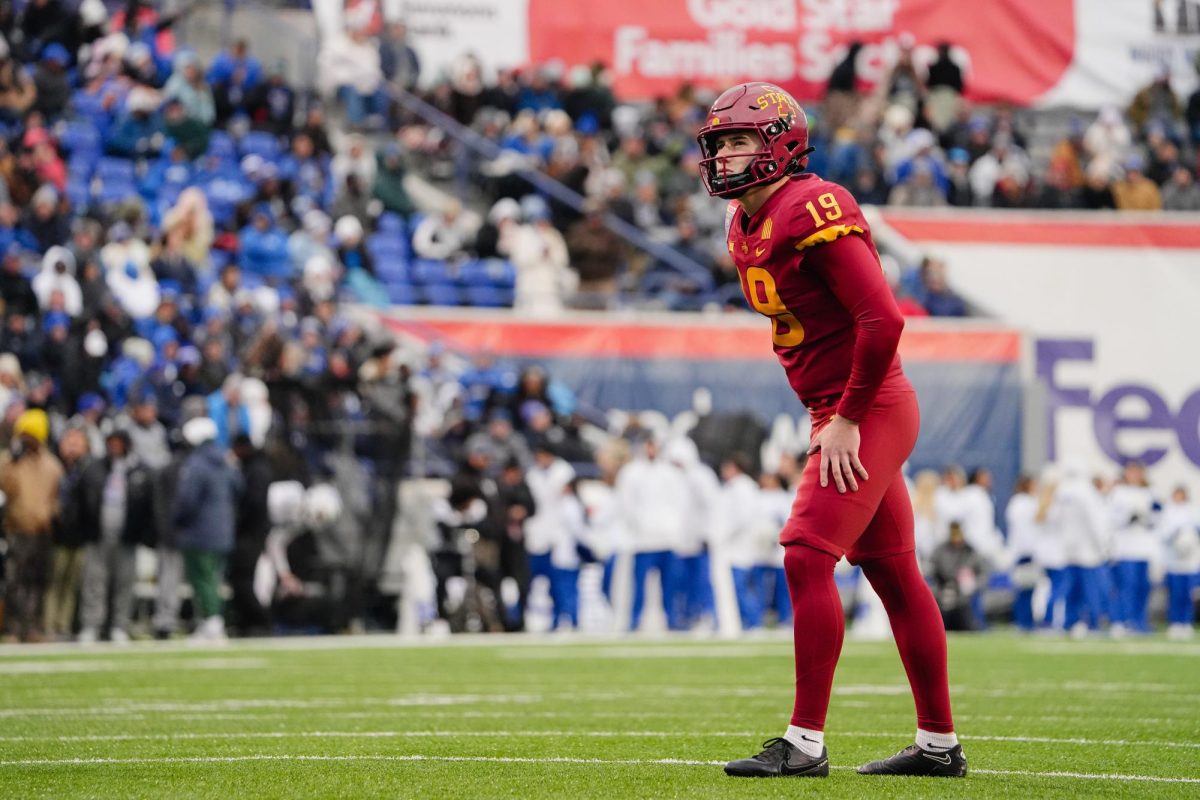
(807, 415, 869, 493)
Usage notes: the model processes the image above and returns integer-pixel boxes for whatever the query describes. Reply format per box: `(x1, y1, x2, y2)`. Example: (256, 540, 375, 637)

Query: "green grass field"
(1, 633, 1197, 798)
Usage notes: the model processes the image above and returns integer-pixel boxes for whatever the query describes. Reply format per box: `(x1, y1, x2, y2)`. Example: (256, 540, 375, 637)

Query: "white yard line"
(1, 729, 1196, 751)
(0, 753, 1197, 784)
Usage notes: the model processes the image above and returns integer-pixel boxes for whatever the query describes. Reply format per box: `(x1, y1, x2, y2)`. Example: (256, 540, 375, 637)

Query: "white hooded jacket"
(32, 246, 83, 316)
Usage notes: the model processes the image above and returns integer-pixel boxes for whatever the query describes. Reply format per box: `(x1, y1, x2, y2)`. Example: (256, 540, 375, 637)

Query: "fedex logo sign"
(1037, 339, 1200, 467)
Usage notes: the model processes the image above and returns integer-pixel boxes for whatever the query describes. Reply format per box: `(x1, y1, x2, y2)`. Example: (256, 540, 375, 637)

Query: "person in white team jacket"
(1106, 460, 1159, 635)
(1046, 457, 1112, 636)
(616, 435, 690, 631)
(1157, 486, 1199, 640)
(523, 437, 576, 630)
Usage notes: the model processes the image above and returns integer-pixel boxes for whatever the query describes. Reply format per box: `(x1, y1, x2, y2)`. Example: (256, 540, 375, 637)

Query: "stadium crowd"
(0, 3, 1195, 643)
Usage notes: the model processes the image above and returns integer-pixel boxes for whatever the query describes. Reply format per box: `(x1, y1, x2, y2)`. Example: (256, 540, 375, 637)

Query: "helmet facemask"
(697, 116, 812, 199)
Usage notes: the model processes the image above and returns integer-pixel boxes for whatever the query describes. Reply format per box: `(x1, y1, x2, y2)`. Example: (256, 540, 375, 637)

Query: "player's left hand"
(807, 415, 869, 493)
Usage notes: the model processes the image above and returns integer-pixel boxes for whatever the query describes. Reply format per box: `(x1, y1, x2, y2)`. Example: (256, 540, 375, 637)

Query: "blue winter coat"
(173, 443, 241, 553)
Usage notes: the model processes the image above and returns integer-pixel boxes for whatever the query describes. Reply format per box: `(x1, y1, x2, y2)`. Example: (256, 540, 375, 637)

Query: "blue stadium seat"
(367, 234, 410, 262)
(207, 131, 237, 162)
(209, 250, 231, 272)
(422, 284, 461, 306)
(93, 178, 139, 206)
(386, 283, 420, 305)
(411, 259, 454, 286)
(488, 259, 517, 289)
(376, 260, 411, 284)
(465, 286, 514, 308)
(67, 152, 97, 181)
(95, 156, 137, 183)
(458, 259, 516, 289)
(377, 212, 406, 236)
(66, 180, 90, 211)
(239, 131, 282, 160)
(60, 120, 101, 154)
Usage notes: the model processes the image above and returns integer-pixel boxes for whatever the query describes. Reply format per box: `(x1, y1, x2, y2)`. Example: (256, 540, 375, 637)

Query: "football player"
(696, 83, 966, 779)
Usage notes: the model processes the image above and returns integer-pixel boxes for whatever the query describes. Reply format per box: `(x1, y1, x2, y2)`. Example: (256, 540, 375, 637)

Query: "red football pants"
(782, 383, 954, 733)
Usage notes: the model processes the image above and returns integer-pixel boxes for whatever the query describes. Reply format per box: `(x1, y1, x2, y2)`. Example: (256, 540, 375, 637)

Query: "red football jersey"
(727, 173, 906, 421)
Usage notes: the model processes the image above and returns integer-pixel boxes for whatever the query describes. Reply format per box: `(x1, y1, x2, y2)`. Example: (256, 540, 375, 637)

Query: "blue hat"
(176, 345, 201, 366)
(41, 43, 70, 65)
(204, 306, 229, 323)
(151, 326, 179, 351)
(252, 202, 274, 222)
(77, 392, 106, 414)
(43, 310, 70, 333)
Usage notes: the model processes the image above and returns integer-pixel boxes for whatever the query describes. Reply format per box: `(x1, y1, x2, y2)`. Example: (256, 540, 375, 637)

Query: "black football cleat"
(856, 743, 967, 777)
(724, 737, 829, 778)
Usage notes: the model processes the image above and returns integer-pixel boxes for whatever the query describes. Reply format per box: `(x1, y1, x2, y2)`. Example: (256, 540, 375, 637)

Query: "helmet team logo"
(696, 82, 813, 199)
(754, 89, 801, 119)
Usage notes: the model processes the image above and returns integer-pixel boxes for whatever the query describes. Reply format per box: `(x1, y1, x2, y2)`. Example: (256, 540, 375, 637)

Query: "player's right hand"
(807, 415, 869, 494)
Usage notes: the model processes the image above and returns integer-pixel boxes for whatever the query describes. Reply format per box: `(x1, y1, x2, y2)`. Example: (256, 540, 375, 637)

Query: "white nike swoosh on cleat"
(922, 752, 953, 765)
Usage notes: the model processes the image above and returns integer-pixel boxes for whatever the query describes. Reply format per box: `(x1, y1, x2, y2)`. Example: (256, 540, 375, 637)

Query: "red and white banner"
(528, 0, 1075, 105)
(394, 0, 1200, 109)
(876, 209, 1200, 489)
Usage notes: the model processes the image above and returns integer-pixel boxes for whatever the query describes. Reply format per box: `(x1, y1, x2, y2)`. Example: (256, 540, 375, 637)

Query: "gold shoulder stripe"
(762, 218, 773, 240)
(794, 224, 864, 252)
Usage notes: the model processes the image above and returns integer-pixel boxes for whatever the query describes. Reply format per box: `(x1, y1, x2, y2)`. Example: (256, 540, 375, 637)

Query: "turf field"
(0, 633, 1197, 799)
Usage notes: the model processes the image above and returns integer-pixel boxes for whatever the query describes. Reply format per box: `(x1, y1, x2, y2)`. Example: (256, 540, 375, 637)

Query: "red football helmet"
(696, 83, 812, 199)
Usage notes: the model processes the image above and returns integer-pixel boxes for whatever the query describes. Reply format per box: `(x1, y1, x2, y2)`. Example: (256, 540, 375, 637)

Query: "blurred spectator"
(318, 23, 386, 130)
(229, 434, 272, 636)
(0, 409, 63, 643)
(1126, 67, 1183, 136)
(880, 34, 924, 115)
(31, 43, 70, 119)
(618, 436, 689, 631)
(162, 96, 209, 158)
(76, 428, 157, 644)
(207, 39, 261, 92)
(1048, 118, 1088, 191)
(1162, 164, 1200, 210)
(1158, 486, 1200, 639)
(912, 257, 967, 317)
(105, 86, 163, 158)
(379, 20, 420, 92)
(1188, 56, 1200, 145)
(968, 133, 1031, 207)
(160, 188, 214, 274)
(175, 416, 241, 642)
(823, 41, 864, 133)
(334, 214, 375, 277)
(238, 204, 290, 281)
(24, 183, 69, 253)
(511, 196, 573, 315)
(1, 245, 39, 318)
(888, 160, 947, 207)
(412, 200, 478, 262)
(1112, 155, 1163, 211)
(44, 425, 90, 640)
(1084, 107, 1132, 181)
(102, 224, 160, 320)
(1081, 164, 1117, 210)
(944, 147, 973, 206)
(0, 38, 37, 118)
(523, 435, 577, 630)
(373, 143, 417, 219)
(565, 201, 625, 310)
(930, 521, 987, 631)
(116, 388, 170, 469)
(246, 60, 295, 136)
(33, 245, 82, 317)
(925, 42, 965, 133)
(163, 51, 215, 129)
